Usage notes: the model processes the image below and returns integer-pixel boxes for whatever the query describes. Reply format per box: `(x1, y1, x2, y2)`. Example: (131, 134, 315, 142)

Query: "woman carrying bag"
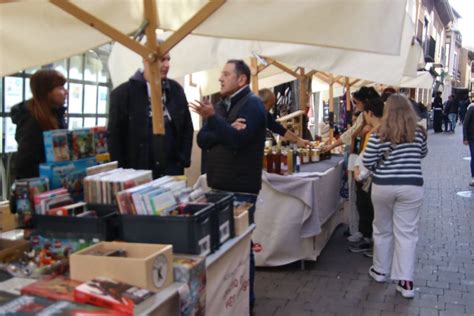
(362, 94, 428, 298)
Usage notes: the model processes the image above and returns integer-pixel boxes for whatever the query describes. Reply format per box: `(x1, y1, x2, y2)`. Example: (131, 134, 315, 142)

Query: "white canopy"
(1, 0, 409, 77)
(109, 13, 420, 90)
(399, 71, 434, 89)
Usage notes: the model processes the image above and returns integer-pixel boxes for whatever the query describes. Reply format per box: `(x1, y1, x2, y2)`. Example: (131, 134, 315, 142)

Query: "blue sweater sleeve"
(197, 122, 219, 150)
(267, 113, 287, 136)
(206, 97, 266, 151)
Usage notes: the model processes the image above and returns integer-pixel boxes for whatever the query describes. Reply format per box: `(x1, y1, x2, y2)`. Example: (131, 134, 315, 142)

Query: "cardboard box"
(70, 241, 173, 293)
(0, 201, 17, 232)
(0, 239, 30, 262)
(234, 210, 249, 236)
(173, 255, 206, 316)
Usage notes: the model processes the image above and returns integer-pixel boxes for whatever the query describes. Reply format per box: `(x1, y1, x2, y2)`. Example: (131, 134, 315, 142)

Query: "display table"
(253, 156, 347, 266)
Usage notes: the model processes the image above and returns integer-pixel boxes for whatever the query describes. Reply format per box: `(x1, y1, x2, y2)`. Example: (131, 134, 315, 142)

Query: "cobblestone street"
(254, 128, 474, 316)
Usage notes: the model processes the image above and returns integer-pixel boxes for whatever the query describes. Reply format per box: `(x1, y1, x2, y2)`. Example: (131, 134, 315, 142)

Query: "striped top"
(362, 129, 428, 186)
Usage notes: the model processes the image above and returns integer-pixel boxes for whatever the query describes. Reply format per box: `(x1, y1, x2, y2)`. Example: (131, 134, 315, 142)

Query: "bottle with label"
(273, 146, 281, 175)
(266, 150, 274, 173)
(287, 148, 293, 175)
(295, 152, 301, 173)
(280, 149, 288, 175)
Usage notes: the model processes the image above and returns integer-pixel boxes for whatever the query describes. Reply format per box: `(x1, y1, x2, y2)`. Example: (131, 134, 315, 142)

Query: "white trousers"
(371, 184, 423, 281)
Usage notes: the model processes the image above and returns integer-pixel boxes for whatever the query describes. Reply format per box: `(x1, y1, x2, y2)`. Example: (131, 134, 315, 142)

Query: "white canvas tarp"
(1, 0, 408, 77)
(109, 13, 420, 91)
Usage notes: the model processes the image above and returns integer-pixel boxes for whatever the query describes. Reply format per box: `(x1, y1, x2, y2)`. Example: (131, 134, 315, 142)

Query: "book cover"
(0, 290, 19, 305)
(34, 188, 68, 215)
(91, 126, 108, 155)
(0, 295, 55, 314)
(74, 277, 155, 315)
(20, 276, 81, 302)
(71, 128, 94, 160)
(0, 277, 37, 295)
(38, 300, 116, 315)
(174, 255, 206, 316)
(43, 129, 70, 162)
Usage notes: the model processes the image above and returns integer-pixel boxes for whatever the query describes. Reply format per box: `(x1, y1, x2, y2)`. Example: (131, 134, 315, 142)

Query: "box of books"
(43, 129, 70, 162)
(120, 204, 214, 256)
(70, 241, 173, 293)
(71, 128, 94, 160)
(39, 157, 96, 201)
(0, 201, 17, 232)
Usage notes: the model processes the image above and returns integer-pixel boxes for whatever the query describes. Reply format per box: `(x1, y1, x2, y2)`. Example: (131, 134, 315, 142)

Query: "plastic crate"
(233, 193, 258, 224)
(203, 192, 235, 250)
(119, 204, 214, 256)
(32, 207, 119, 241)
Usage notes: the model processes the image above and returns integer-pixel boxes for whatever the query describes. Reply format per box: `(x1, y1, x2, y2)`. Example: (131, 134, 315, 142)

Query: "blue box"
(43, 129, 70, 163)
(39, 158, 97, 201)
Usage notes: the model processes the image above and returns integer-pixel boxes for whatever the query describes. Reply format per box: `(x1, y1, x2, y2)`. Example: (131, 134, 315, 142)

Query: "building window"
(0, 46, 112, 155)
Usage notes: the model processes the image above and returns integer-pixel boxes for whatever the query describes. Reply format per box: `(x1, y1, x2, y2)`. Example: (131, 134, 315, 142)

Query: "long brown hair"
(376, 94, 424, 144)
(27, 69, 66, 130)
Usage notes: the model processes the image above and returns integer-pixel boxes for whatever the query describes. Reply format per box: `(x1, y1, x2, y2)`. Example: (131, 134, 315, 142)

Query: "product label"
(219, 221, 230, 243)
(198, 235, 211, 256)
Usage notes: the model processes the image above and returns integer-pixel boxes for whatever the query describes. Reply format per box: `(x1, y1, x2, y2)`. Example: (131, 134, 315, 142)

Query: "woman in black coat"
(11, 69, 68, 179)
(432, 91, 443, 133)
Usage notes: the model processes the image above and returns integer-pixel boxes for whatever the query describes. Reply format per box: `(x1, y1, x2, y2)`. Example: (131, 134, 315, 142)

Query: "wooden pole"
(299, 68, 306, 111)
(345, 77, 352, 128)
(50, 0, 152, 59)
(328, 75, 334, 144)
(250, 57, 259, 93)
(143, 0, 164, 135)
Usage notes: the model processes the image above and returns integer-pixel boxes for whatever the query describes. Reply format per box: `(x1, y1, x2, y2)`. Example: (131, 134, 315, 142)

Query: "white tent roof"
(1, 0, 408, 77)
(109, 14, 420, 90)
(399, 71, 434, 89)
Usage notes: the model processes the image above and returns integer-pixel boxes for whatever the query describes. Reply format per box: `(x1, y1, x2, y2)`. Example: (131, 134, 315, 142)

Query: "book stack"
(43, 127, 109, 163)
(33, 188, 75, 215)
(12, 177, 49, 214)
(84, 169, 153, 205)
(0, 295, 115, 315)
(73, 277, 160, 315)
(115, 176, 192, 215)
(174, 255, 206, 316)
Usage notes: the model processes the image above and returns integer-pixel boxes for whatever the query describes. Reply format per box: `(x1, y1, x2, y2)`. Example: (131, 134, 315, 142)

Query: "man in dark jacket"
(463, 101, 474, 186)
(445, 94, 459, 132)
(189, 60, 266, 310)
(108, 53, 193, 177)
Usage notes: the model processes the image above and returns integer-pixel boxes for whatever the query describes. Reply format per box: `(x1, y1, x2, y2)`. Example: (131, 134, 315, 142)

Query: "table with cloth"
(253, 155, 347, 267)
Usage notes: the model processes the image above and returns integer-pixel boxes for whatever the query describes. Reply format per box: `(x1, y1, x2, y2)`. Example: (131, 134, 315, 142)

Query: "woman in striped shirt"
(362, 94, 428, 298)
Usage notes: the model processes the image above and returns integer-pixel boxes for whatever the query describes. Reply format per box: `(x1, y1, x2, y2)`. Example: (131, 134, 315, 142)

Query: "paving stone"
(254, 131, 473, 316)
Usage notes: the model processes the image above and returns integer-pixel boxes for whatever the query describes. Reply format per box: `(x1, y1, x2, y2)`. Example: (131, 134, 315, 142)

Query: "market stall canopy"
(1, 0, 408, 77)
(110, 14, 420, 89)
(399, 71, 434, 89)
(0, 0, 143, 76)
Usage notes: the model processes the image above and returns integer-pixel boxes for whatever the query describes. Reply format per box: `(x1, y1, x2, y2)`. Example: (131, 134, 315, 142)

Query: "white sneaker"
(396, 280, 415, 298)
(368, 266, 388, 282)
(347, 232, 363, 242)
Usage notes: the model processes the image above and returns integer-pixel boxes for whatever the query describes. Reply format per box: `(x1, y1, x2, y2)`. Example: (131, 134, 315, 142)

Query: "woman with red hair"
(11, 69, 68, 179)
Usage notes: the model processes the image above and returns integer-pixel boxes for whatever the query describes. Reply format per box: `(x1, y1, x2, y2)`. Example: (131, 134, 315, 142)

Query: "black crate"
(204, 192, 235, 250)
(119, 204, 214, 256)
(32, 206, 119, 241)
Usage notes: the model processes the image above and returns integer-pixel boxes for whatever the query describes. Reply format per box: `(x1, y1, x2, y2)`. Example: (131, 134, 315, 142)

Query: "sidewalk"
(254, 128, 474, 316)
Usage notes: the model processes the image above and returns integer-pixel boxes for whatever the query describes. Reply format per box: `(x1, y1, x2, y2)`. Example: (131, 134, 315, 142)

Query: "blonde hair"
(377, 94, 424, 144)
(258, 88, 275, 110)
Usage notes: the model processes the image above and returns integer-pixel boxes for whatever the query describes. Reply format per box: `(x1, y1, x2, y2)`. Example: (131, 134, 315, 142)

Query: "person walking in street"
(363, 94, 428, 298)
(108, 52, 194, 178)
(463, 100, 474, 186)
(445, 95, 459, 133)
(432, 91, 443, 133)
(459, 96, 469, 125)
(190, 59, 266, 310)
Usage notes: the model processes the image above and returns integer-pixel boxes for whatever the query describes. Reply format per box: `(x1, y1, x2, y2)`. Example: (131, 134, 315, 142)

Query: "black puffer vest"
(206, 92, 265, 194)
